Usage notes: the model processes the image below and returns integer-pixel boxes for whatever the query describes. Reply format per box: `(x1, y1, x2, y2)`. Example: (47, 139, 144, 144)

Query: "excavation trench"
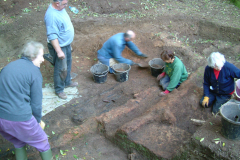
(1, 10, 240, 159)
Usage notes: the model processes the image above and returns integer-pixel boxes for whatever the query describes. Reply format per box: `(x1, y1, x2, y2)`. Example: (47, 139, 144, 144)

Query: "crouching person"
(0, 41, 52, 160)
(200, 52, 240, 115)
(157, 50, 188, 96)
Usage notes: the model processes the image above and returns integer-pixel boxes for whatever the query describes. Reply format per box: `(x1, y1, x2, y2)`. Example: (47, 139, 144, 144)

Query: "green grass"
(230, 0, 240, 8)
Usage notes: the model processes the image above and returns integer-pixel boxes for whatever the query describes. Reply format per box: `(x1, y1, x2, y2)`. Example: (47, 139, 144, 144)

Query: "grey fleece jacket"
(0, 57, 43, 123)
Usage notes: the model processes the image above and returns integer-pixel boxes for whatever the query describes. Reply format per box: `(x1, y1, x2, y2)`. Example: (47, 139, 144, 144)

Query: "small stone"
(72, 115, 84, 124)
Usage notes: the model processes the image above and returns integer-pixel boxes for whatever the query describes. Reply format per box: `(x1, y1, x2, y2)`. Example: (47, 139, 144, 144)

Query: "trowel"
(137, 62, 149, 68)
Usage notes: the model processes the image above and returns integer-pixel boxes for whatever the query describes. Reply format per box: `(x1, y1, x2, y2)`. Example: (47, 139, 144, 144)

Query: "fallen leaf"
(60, 150, 66, 155)
(73, 155, 78, 159)
(200, 138, 204, 142)
(195, 136, 201, 140)
(213, 138, 220, 141)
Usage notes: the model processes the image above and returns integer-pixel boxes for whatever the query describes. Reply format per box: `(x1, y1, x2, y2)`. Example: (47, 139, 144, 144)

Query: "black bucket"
(112, 63, 131, 82)
(90, 63, 109, 83)
(220, 102, 240, 140)
(148, 58, 165, 77)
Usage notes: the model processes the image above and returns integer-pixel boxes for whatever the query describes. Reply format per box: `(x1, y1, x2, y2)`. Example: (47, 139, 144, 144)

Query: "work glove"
(140, 53, 148, 58)
(202, 96, 209, 108)
(39, 120, 46, 130)
(157, 72, 166, 81)
(159, 90, 170, 96)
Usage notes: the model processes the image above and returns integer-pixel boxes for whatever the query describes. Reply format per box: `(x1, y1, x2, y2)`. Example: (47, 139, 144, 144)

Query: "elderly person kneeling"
(200, 52, 240, 114)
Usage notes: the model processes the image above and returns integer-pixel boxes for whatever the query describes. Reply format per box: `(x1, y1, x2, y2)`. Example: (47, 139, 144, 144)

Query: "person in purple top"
(0, 41, 52, 160)
(97, 30, 148, 73)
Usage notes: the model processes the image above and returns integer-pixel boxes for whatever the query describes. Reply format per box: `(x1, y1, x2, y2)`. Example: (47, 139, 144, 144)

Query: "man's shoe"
(65, 82, 78, 88)
(56, 92, 67, 99)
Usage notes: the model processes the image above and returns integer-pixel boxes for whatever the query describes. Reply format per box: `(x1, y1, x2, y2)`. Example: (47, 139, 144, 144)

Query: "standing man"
(44, 0, 78, 99)
(0, 41, 52, 160)
(97, 30, 148, 73)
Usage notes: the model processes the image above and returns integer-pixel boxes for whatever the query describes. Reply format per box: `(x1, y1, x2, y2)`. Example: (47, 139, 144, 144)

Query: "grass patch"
(230, 0, 240, 8)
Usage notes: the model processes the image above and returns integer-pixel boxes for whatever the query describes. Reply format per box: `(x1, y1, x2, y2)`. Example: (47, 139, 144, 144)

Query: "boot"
(40, 148, 53, 160)
(15, 146, 27, 160)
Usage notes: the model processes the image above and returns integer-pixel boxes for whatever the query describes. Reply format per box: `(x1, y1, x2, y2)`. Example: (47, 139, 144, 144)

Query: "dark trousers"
(200, 91, 231, 114)
(47, 43, 72, 93)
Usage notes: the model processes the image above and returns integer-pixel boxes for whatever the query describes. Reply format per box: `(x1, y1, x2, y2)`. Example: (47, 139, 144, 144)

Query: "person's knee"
(59, 70, 67, 81)
(36, 138, 51, 152)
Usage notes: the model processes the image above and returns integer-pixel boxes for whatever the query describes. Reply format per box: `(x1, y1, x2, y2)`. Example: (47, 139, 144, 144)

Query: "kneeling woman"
(200, 52, 240, 114)
(157, 50, 188, 96)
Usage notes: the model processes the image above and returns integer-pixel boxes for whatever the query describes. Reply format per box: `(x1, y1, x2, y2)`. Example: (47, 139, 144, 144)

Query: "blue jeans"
(199, 92, 231, 114)
(159, 75, 180, 90)
(48, 43, 72, 93)
(97, 54, 114, 73)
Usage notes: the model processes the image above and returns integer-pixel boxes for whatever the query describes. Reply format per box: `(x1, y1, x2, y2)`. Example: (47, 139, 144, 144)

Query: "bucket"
(235, 79, 240, 101)
(90, 63, 109, 83)
(112, 63, 131, 82)
(219, 102, 240, 140)
(148, 58, 165, 77)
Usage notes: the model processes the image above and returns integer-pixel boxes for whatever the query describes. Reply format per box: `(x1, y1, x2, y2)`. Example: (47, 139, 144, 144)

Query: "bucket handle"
(234, 80, 240, 99)
(93, 71, 108, 77)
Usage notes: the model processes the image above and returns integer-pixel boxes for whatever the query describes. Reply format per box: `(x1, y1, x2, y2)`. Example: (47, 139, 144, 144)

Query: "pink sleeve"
(160, 72, 166, 77)
(163, 90, 170, 94)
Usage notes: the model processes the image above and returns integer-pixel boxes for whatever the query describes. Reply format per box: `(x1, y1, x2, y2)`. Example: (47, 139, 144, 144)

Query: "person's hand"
(202, 96, 209, 107)
(157, 73, 165, 81)
(159, 92, 166, 96)
(141, 53, 148, 58)
(57, 50, 65, 60)
(39, 120, 46, 130)
(158, 90, 169, 96)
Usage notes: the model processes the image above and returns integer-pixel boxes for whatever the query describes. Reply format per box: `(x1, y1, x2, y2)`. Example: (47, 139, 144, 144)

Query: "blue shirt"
(97, 33, 143, 65)
(0, 57, 43, 123)
(44, 4, 74, 47)
(203, 61, 240, 96)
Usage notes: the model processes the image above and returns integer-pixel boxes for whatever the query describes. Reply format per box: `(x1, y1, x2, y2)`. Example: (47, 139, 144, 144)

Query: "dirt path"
(1, 0, 240, 160)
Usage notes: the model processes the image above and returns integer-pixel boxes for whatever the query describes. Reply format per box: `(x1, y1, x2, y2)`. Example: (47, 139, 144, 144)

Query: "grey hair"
(124, 30, 134, 40)
(207, 52, 226, 69)
(21, 41, 44, 60)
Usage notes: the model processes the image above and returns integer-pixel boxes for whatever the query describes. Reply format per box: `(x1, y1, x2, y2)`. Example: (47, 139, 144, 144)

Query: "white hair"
(22, 41, 44, 60)
(124, 30, 135, 40)
(207, 52, 226, 69)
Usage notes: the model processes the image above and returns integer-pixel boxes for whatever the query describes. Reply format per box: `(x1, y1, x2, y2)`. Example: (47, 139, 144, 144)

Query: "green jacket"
(163, 56, 188, 91)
